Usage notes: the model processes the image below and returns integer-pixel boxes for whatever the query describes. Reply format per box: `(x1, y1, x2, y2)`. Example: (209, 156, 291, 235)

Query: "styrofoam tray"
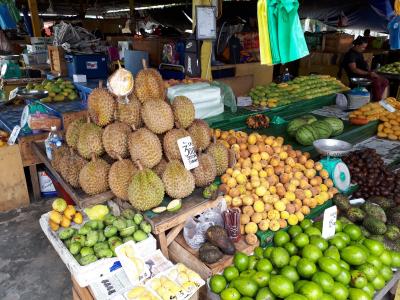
(124, 284, 162, 300)
(39, 211, 156, 287)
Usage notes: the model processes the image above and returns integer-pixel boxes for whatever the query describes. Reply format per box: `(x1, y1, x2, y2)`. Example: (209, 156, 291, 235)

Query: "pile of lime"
(210, 219, 400, 300)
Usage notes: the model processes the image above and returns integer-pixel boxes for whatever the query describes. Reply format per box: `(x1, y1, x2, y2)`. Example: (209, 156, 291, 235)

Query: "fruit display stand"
(0, 77, 43, 100)
(32, 141, 114, 207)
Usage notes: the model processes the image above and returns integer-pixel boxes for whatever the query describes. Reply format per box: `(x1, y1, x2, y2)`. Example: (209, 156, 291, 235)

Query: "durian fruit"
(79, 157, 110, 195)
(60, 149, 86, 188)
(108, 66, 134, 97)
(163, 128, 194, 161)
(188, 119, 211, 151)
(128, 128, 162, 168)
(206, 141, 229, 176)
(87, 87, 115, 126)
(51, 145, 70, 173)
(141, 100, 174, 134)
(153, 158, 168, 177)
(162, 160, 195, 199)
(134, 61, 165, 103)
(128, 161, 165, 211)
(116, 93, 142, 129)
(102, 122, 131, 159)
(77, 122, 104, 159)
(109, 158, 136, 200)
(192, 153, 217, 187)
(65, 118, 84, 150)
(172, 96, 195, 129)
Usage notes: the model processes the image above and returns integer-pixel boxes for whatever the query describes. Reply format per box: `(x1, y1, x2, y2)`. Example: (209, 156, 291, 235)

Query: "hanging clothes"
(0, 3, 16, 30)
(388, 15, 400, 50)
(267, 0, 281, 64)
(276, 0, 309, 64)
(257, 0, 272, 65)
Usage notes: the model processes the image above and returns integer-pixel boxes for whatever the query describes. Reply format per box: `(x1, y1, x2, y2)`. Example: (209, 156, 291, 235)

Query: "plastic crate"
(23, 52, 48, 65)
(65, 54, 108, 79)
(39, 212, 157, 287)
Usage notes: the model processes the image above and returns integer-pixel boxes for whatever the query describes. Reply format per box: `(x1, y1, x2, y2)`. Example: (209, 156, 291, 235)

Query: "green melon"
(287, 118, 308, 136)
(301, 114, 318, 124)
(312, 120, 333, 139)
(323, 117, 344, 136)
(296, 124, 320, 146)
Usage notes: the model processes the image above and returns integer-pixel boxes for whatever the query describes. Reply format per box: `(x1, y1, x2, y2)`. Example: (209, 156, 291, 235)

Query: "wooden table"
(32, 141, 114, 208)
(144, 191, 220, 259)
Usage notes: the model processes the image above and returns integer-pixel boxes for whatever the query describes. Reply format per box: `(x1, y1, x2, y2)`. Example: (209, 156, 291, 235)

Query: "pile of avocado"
(26, 78, 78, 103)
(378, 62, 400, 74)
(58, 209, 152, 266)
(334, 194, 400, 251)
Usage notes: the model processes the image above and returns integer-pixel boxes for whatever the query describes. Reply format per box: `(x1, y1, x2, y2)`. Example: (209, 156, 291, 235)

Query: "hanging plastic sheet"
(388, 15, 400, 50)
(267, 0, 281, 64)
(277, 0, 309, 64)
(257, 0, 272, 65)
(0, 3, 16, 30)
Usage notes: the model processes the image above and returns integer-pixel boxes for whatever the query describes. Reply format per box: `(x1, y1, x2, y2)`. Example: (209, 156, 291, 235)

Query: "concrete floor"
(0, 200, 71, 300)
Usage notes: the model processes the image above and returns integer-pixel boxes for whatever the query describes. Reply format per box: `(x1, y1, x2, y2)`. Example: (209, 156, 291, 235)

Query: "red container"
(51, 178, 75, 205)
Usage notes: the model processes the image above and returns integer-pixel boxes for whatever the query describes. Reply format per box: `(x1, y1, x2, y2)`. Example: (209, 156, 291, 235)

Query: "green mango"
(59, 228, 76, 240)
(69, 242, 81, 255)
(80, 254, 98, 266)
(85, 231, 99, 247)
(104, 225, 118, 238)
(80, 246, 94, 257)
(93, 242, 109, 253)
(97, 248, 113, 258)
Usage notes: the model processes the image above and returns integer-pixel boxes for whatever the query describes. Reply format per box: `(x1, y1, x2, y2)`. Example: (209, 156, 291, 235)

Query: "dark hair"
(353, 36, 368, 46)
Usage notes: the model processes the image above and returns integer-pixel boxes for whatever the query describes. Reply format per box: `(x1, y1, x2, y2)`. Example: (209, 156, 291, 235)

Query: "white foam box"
(27, 44, 48, 53)
(39, 212, 157, 288)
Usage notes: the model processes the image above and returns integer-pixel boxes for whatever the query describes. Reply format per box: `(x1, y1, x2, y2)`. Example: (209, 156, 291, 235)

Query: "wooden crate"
(48, 46, 68, 76)
(0, 144, 30, 211)
(169, 233, 259, 280)
(0, 78, 43, 100)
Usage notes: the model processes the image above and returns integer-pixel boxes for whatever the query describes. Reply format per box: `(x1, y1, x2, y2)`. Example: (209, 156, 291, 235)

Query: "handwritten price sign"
(177, 136, 199, 170)
(322, 205, 337, 239)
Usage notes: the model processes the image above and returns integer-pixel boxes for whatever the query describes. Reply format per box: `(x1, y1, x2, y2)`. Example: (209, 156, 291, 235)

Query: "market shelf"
(32, 142, 114, 208)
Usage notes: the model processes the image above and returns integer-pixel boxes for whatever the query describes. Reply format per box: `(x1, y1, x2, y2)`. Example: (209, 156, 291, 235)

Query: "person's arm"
(348, 62, 370, 76)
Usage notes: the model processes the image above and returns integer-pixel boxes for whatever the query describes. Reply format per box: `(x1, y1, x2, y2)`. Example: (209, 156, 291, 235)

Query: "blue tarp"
(298, 0, 393, 32)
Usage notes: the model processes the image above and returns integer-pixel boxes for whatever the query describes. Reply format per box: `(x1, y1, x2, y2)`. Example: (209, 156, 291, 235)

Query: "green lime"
(293, 233, 309, 248)
(284, 242, 298, 256)
(300, 219, 313, 230)
(234, 252, 249, 272)
(274, 231, 290, 246)
(256, 258, 273, 273)
(220, 287, 241, 300)
(210, 274, 227, 294)
(288, 225, 303, 238)
(223, 266, 240, 282)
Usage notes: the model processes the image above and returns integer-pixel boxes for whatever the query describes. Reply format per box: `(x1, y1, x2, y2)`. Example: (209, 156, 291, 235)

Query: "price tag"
(8, 87, 18, 101)
(379, 100, 396, 113)
(237, 96, 253, 107)
(7, 125, 21, 145)
(322, 205, 337, 239)
(177, 136, 199, 170)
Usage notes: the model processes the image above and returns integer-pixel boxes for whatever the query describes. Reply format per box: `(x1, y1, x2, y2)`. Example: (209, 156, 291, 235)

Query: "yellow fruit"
(248, 134, 257, 145)
(49, 220, 59, 231)
(232, 169, 241, 178)
(268, 209, 280, 220)
(227, 177, 237, 188)
(314, 162, 323, 171)
(304, 189, 312, 198)
(320, 191, 330, 202)
(236, 174, 247, 185)
(301, 206, 310, 215)
(251, 212, 263, 223)
(251, 153, 261, 163)
(269, 220, 280, 231)
(258, 219, 270, 231)
(295, 211, 304, 222)
(253, 200, 265, 213)
(241, 214, 250, 225)
(60, 216, 71, 228)
(269, 186, 277, 195)
(232, 197, 242, 207)
(52, 198, 67, 213)
(245, 222, 258, 234)
(49, 210, 63, 224)
(255, 186, 267, 197)
(320, 169, 330, 179)
(73, 212, 83, 224)
(242, 195, 254, 206)
(63, 205, 76, 220)
(320, 184, 328, 192)
(288, 214, 299, 225)
(281, 211, 289, 219)
(304, 169, 317, 179)
(274, 201, 286, 212)
(285, 192, 296, 202)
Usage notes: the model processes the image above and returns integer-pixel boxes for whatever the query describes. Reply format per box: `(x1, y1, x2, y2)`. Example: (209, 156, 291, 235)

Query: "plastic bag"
(183, 200, 227, 249)
(211, 81, 237, 113)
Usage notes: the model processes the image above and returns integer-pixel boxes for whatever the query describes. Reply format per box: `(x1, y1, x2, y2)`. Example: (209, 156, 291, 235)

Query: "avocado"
(368, 196, 394, 211)
(333, 194, 351, 211)
(346, 207, 365, 223)
(199, 242, 223, 264)
(384, 225, 400, 241)
(362, 202, 387, 223)
(363, 217, 387, 235)
(206, 225, 236, 255)
(121, 209, 135, 220)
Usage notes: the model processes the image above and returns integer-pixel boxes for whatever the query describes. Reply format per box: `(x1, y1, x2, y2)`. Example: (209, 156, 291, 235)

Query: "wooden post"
(129, 0, 135, 32)
(27, 0, 41, 37)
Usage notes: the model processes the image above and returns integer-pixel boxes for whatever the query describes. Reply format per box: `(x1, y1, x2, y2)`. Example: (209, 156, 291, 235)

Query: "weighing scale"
(0, 55, 21, 79)
(313, 139, 353, 193)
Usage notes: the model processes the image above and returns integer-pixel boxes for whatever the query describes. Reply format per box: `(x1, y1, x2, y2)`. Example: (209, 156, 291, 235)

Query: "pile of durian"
(52, 67, 229, 212)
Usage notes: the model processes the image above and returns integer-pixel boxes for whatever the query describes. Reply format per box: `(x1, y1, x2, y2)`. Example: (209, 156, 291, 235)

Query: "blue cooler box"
(65, 54, 108, 79)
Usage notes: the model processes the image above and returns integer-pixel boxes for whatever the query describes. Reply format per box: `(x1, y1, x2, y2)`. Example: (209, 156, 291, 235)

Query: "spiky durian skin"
(60, 150, 86, 188)
(51, 145, 70, 173)
(77, 123, 104, 159)
(79, 159, 110, 195)
(162, 160, 195, 199)
(102, 122, 131, 159)
(116, 93, 142, 129)
(66, 118, 85, 150)
(128, 169, 165, 211)
(87, 88, 115, 126)
(141, 100, 174, 134)
(153, 158, 168, 177)
(163, 128, 195, 161)
(172, 96, 195, 129)
(134, 68, 165, 103)
(206, 142, 229, 176)
(109, 159, 136, 200)
(128, 128, 162, 168)
(188, 119, 211, 151)
(192, 153, 217, 187)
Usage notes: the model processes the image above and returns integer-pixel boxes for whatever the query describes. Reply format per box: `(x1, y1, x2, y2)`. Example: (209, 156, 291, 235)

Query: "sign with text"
(177, 136, 199, 170)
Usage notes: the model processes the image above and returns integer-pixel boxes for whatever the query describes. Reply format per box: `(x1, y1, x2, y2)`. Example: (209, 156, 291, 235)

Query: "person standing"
(342, 36, 389, 101)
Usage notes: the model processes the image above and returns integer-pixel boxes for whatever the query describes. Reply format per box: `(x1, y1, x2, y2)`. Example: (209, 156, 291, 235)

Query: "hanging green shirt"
(267, 0, 281, 64)
(276, 0, 309, 64)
